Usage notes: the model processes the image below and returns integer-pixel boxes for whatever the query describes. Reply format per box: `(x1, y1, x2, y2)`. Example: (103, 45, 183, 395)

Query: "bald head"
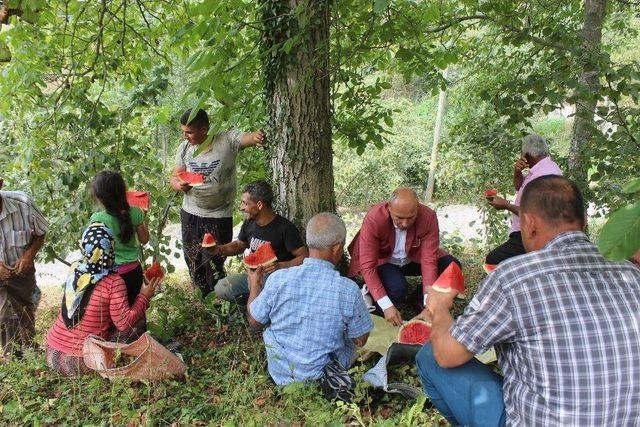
(389, 187, 419, 230)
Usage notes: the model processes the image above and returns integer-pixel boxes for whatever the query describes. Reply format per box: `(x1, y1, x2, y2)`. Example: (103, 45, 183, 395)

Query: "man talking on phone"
(485, 134, 562, 265)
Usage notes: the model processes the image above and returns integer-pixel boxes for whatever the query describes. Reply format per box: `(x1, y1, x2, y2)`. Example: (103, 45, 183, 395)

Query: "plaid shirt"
(250, 257, 373, 385)
(0, 191, 48, 266)
(450, 231, 640, 426)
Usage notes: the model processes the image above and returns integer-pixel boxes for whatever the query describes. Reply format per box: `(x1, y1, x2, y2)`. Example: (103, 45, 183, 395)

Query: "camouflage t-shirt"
(174, 130, 243, 218)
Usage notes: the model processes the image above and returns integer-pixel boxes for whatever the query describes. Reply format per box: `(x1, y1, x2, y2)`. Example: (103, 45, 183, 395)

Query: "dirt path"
(36, 204, 484, 287)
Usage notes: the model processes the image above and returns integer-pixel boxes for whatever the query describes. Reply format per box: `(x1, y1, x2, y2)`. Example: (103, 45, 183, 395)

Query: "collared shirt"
(510, 156, 562, 233)
(250, 257, 374, 385)
(450, 231, 640, 426)
(0, 191, 48, 266)
(389, 227, 409, 267)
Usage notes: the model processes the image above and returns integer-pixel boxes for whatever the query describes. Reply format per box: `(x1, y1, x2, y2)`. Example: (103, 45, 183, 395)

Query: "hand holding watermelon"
(487, 195, 509, 210)
(484, 188, 497, 200)
(141, 275, 161, 299)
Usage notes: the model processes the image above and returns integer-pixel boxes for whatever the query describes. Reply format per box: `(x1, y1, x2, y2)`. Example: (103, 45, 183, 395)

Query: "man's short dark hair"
(180, 108, 209, 128)
(243, 180, 273, 207)
(521, 175, 585, 227)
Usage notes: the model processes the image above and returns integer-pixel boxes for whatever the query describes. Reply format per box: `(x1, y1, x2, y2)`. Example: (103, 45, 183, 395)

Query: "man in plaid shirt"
(248, 213, 373, 386)
(416, 175, 640, 426)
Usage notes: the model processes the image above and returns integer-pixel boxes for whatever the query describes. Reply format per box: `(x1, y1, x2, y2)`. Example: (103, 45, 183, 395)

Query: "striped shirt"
(46, 274, 149, 356)
(450, 231, 640, 426)
(0, 191, 48, 266)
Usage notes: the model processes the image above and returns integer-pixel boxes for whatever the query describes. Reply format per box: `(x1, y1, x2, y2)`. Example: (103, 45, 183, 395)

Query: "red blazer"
(347, 202, 448, 302)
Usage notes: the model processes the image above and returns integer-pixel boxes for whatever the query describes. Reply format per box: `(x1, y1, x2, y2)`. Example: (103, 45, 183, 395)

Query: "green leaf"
(187, 95, 206, 125)
(598, 201, 640, 261)
(622, 178, 640, 194)
(373, 0, 389, 13)
(192, 131, 214, 158)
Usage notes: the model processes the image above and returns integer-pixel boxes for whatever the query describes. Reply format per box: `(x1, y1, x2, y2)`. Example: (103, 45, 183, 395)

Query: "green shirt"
(90, 207, 144, 265)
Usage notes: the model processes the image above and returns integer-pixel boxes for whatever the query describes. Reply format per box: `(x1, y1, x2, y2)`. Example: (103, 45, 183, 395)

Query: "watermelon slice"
(126, 190, 150, 211)
(483, 263, 497, 274)
(177, 171, 204, 187)
(243, 242, 277, 269)
(144, 261, 165, 280)
(431, 262, 465, 298)
(202, 233, 217, 248)
(398, 319, 432, 345)
(484, 188, 497, 199)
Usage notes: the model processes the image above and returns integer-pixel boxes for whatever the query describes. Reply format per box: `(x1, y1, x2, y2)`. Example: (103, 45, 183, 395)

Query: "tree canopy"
(0, 0, 638, 261)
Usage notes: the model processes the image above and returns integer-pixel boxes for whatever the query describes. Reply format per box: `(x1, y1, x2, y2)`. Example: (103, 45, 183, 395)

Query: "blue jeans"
(416, 344, 506, 427)
(214, 272, 271, 304)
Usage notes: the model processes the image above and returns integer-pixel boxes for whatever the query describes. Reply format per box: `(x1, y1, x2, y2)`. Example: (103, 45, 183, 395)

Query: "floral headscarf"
(61, 223, 116, 329)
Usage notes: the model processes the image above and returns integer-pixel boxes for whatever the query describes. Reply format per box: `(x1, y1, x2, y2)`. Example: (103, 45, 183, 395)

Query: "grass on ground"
(0, 246, 487, 426)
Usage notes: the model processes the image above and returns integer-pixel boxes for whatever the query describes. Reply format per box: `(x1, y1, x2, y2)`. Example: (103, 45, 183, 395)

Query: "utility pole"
(425, 67, 449, 204)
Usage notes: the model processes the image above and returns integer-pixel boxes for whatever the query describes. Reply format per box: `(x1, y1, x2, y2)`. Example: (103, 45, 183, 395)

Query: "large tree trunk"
(568, 0, 607, 193)
(261, 0, 335, 233)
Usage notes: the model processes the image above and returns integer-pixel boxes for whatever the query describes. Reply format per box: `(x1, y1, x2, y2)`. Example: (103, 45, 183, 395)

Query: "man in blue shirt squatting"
(416, 175, 640, 426)
(247, 212, 374, 389)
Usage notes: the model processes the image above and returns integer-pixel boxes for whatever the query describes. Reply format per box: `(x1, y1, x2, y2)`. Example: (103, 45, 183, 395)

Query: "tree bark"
(261, 0, 335, 233)
(568, 0, 607, 193)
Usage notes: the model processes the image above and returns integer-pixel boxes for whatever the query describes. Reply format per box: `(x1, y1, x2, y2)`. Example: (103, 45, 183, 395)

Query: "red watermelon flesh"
(483, 263, 497, 274)
(484, 188, 498, 199)
(202, 233, 217, 248)
(431, 262, 465, 298)
(126, 191, 149, 211)
(144, 261, 165, 280)
(177, 171, 204, 186)
(243, 242, 277, 269)
(398, 320, 432, 345)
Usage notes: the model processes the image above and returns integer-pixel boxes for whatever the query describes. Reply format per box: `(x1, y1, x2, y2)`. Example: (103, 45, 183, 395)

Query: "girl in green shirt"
(90, 171, 150, 305)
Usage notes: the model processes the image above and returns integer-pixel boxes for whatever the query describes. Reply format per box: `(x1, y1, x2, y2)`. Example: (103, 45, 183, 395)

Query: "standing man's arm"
(239, 130, 266, 149)
(15, 200, 49, 276)
(170, 141, 192, 192)
(170, 166, 192, 193)
(14, 233, 45, 276)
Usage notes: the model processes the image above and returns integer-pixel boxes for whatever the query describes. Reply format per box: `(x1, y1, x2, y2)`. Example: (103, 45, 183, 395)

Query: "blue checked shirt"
(250, 257, 374, 385)
(450, 231, 640, 426)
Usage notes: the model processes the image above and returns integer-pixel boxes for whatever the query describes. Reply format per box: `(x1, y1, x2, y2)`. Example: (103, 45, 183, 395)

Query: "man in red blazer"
(348, 188, 460, 326)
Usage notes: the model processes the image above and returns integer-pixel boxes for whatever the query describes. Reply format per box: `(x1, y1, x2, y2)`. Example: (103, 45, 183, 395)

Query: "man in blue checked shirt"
(248, 212, 373, 386)
(416, 175, 640, 426)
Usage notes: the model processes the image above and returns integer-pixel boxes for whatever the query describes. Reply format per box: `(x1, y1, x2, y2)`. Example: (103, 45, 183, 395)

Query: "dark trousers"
(120, 263, 144, 306)
(485, 232, 526, 265)
(376, 255, 461, 309)
(180, 210, 233, 297)
(0, 271, 36, 356)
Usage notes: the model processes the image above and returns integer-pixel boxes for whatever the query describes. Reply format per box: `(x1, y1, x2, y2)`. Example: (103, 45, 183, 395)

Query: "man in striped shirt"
(0, 178, 48, 356)
(416, 175, 640, 426)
